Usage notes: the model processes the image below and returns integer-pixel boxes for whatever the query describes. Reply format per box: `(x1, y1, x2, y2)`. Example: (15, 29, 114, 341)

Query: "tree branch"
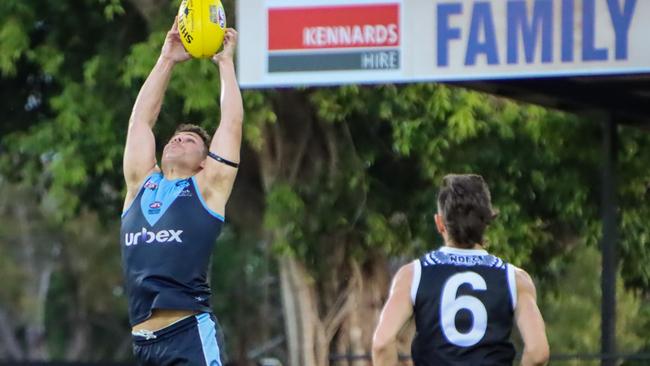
(323, 261, 361, 342)
(321, 121, 339, 178)
(288, 113, 312, 185)
(125, 0, 169, 26)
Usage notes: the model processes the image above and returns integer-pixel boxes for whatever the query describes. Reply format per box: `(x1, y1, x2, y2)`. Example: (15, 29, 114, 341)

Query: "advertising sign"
(237, 0, 650, 88)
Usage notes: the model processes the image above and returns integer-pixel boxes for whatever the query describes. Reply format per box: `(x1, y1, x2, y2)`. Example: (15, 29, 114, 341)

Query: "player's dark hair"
(173, 124, 211, 155)
(437, 174, 496, 248)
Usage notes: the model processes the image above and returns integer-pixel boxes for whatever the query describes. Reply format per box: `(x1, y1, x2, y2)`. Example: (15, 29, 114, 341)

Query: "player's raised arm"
(198, 28, 243, 212)
(372, 263, 414, 366)
(123, 18, 190, 202)
(514, 267, 550, 366)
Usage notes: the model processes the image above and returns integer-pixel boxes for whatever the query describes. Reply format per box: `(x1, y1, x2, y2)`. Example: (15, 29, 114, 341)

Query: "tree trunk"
(279, 256, 300, 366)
(16, 204, 53, 360)
(0, 309, 24, 359)
(330, 256, 392, 366)
(279, 255, 321, 366)
(65, 319, 89, 360)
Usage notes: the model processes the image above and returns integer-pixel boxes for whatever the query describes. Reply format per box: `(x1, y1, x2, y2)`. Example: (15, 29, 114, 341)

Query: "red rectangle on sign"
(268, 4, 400, 51)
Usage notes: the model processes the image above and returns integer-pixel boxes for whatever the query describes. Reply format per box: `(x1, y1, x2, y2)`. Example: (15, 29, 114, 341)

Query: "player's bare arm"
(123, 17, 190, 211)
(195, 28, 243, 215)
(372, 262, 414, 366)
(514, 267, 550, 366)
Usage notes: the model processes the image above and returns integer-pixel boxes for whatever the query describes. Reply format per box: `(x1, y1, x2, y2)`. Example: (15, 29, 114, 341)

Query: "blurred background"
(0, 0, 649, 365)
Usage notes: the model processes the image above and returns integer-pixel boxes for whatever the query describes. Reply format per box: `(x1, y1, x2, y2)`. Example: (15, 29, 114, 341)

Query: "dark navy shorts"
(132, 312, 226, 366)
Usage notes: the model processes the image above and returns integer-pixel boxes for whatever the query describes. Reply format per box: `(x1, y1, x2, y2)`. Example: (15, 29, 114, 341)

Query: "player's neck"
(162, 164, 197, 180)
(445, 242, 484, 250)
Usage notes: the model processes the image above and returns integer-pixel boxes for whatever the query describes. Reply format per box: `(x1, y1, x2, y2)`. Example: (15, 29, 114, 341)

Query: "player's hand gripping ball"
(177, 0, 227, 58)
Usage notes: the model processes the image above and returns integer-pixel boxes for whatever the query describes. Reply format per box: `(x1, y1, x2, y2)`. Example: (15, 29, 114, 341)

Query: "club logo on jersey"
(124, 227, 184, 246)
(178, 189, 193, 197)
(144, 180, 158, 190)
(148, 201, 162, 214)
(176, 180, 190, 188)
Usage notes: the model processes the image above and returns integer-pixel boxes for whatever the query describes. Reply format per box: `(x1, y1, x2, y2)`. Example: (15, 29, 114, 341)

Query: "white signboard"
(237, 0, 650, 88)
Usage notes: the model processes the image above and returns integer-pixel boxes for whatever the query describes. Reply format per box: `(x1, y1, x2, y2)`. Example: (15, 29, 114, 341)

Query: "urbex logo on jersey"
(124, 228, 183, 246)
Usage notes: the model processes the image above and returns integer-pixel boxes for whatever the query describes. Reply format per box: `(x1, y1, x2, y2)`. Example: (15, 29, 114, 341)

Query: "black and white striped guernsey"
(410, 246, 517, 366)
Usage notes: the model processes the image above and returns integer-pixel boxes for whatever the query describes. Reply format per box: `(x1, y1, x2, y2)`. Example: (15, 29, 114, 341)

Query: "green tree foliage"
(0, 179, 126, 360)
(541, 245, 645, 360)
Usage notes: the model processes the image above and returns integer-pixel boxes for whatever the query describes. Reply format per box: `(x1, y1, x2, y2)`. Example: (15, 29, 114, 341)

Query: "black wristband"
(207, 152, 239, 168)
